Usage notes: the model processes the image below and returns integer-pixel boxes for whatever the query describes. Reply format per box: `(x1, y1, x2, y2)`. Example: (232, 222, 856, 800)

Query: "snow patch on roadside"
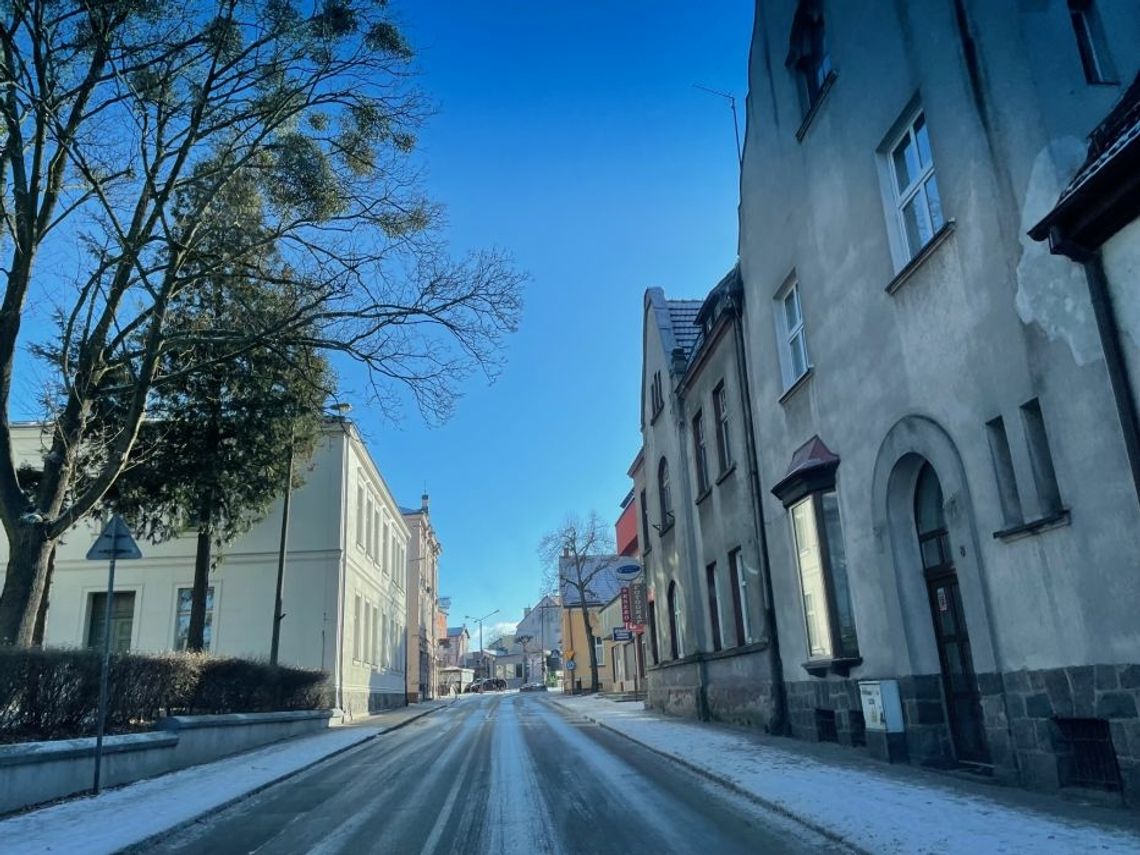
(0, 727, 377, 854)
(553, 695, 1140, 855)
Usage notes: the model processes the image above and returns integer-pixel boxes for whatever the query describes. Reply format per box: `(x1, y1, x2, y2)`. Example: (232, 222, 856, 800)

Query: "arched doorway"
(914, 462, 990, 765)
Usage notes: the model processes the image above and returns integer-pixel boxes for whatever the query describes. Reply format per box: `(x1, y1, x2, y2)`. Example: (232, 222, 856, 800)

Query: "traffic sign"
(566, 659, 577, 671)
(86, 515, 142, 560)
(612, 628, 633, 641)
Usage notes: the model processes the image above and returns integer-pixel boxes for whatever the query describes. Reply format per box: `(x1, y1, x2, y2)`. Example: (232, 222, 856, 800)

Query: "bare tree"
(0, 1, 525, 645)
(538, 513, 618, 694)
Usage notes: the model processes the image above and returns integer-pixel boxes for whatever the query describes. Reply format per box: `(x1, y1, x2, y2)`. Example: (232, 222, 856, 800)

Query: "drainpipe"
(729, 290, 788, 736)
(1083, 255, 1140, 510)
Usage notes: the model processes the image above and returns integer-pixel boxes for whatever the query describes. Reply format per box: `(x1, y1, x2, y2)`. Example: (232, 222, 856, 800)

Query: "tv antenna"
(693, 83, 742, 166)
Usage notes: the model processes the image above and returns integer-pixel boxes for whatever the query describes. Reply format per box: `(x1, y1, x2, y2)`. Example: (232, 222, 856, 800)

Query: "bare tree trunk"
(579, 597, 599, 693)
(0, 525, 55, 646)
(32, 546, 57, 646)
(187, 515, 213, 652)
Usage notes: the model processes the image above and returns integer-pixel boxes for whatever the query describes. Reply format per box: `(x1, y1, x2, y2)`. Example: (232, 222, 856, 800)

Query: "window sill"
(801, 655, 862, 678)
(795, 69, 838, 143)
(656, 519, 675, 537)
(778, 368, 814, 405)
(695, 486, 712, 506)
(993, 508, 1070, 542)
(650, 406, 664, 427)
(885, 219, 957, 295)
(715, 463, 737, 486)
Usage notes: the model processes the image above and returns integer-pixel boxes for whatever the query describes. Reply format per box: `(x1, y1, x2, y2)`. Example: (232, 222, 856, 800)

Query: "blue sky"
(357, 2, 755, 644)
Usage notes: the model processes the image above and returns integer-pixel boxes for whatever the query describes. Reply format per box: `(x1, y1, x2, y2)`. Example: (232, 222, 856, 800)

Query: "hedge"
(0, 646, 330, 743)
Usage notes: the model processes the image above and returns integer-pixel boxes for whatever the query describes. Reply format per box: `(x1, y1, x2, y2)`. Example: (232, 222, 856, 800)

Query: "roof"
(771, 435, 841, 506)
(559, 556, 640, 607)
(666, 300, 703, 357)
(447, 626, 467, 637)
(1029, 72, 1140, 256)
(399, 506, 421, 516)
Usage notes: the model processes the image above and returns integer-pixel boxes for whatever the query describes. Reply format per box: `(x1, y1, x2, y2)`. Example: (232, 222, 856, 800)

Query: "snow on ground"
(552, 695, 1140, 855)
(0, 726, 377, 854)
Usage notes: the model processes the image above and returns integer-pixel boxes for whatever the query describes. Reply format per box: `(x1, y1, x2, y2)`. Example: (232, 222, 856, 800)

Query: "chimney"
(421, 493, 430, 512)
(562, 546, 570, 558)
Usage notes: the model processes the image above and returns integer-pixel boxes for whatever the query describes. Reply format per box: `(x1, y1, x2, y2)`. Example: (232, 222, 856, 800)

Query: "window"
(706, 563, 722, 652)
(382, 518, 389, 573)
(356, 484, 365, 547)
(175, 586, 214, 651)
(372, 508, 381, 564)
(886, 110, 944, 263)
(658, 457, 673, 530)
(647, 599, 660, 664)
(1069, 1, 1116, 84)
(1021, 398, 1064, 516)
(593, 636, 604, 667)
(986, 416, 1023, 528)
(692, 412, 710, 494)
(667, 582, 682, 659)
(714, 382, 732, 473)
(639, 489, 650, 548)
(515, 663, 523, 679)
(786, 0, 833, 117)
(87, 591, 136, 652)
(728, 549, 751, 646)
(775, 280, 809, 390)
(365, 498, 375, 558)
(650, 370, 664, 418)
(789, 491, 859, 660)
(353, 594, 363, 660)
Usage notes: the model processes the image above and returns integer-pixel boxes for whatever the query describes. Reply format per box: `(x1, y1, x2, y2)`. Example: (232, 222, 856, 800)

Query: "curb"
(549, 698, 869, 855)
(119, 701, 453, 854)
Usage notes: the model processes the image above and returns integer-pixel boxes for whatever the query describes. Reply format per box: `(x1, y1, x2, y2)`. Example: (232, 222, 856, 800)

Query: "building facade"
(638, 275, 779, 728)
(403, 495, 442, 702)
(4, 420, 409, 715)
(731, 0, 1140, 802)
(440, 624, 469, 670)
(514, 594, 563, 683)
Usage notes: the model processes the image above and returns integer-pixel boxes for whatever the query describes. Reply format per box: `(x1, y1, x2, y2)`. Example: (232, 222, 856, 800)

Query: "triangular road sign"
(86, 514, 142, 561)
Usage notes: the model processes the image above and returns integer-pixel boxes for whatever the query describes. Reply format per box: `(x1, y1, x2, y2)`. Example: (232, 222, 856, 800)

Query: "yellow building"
(561, 603, 610, 694)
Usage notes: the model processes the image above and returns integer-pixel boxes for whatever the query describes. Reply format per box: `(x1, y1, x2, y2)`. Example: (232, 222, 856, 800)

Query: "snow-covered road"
(142, 693, 839, 854)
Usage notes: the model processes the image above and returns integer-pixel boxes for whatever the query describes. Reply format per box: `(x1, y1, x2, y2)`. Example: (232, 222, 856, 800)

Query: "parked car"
(520, 682, 547, 692)
(490, 678, 507, 691)
(464, 680, 485, 693)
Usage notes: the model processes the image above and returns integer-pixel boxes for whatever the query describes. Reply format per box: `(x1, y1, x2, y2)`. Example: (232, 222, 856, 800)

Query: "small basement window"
(816, 708, 838, 743)
(1054, 718, 1122, 791)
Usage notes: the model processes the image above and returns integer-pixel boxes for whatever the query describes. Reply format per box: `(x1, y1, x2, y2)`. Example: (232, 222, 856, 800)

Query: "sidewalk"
(551, 694, 1140, 855)
(0, 700, 450, 854)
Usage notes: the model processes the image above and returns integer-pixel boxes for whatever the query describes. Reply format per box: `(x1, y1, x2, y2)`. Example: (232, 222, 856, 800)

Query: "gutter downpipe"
(730, 289, 788, 736)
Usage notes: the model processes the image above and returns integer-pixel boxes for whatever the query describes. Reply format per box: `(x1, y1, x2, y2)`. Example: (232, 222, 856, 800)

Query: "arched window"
(658, 457, 673, 528)
(667, 581, 682, 659)
(914, 462, 950, 572)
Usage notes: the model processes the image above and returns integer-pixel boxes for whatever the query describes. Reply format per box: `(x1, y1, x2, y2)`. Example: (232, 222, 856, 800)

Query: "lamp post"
(270, 402, 351, 666)
(464, 609, 499, 679)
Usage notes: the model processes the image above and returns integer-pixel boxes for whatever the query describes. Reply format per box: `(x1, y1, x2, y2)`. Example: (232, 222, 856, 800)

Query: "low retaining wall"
(0, 709, 333, 816)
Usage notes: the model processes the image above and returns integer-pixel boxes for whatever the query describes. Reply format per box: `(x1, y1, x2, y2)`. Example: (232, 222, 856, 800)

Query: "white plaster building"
(2, 419, 408, 714)
(403, 495, 442, 702)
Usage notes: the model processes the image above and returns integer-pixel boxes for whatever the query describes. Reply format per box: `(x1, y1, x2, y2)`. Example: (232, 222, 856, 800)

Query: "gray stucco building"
(641, 0, 1140, 806)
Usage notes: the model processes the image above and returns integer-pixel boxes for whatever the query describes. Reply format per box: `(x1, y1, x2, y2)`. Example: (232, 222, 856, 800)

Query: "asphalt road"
(148, 694, 845, 855)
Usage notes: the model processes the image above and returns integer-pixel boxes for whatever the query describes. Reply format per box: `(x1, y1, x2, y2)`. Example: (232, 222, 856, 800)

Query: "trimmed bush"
(0, 646, 328, 743)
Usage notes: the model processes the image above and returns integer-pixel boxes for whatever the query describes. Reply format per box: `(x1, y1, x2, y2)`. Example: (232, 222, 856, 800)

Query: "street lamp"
(270, 401, 352, 667)
(464, 609, 499, 679)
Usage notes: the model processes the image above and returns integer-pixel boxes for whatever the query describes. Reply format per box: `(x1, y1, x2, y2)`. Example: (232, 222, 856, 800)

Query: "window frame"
(1069, 0, 1117, 85)
(774, 279, 810, 391)
(788, 490, 860, 663)
(728, 548, 751, 646)
(692, 411, 710, 494)
(705, 562, 722, 652)
(882, 107, 944, 268)
(713, 382, 732, 474)
(667, 581, 682, 660)
(593, 635, 604, 669)
(658, 457, 674, 531)
(174, 585, 215, 652)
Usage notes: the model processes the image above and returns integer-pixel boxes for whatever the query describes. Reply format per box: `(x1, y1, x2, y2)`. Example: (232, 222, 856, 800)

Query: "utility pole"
(465, 609, 499, 680)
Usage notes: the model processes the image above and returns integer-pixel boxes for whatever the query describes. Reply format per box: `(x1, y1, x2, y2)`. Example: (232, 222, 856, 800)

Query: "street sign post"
(629, 582, 648, 627)
(85, 514, 142, 795)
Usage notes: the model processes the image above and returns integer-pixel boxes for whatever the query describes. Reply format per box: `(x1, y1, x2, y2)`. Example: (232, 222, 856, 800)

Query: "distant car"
(520, 682, 547, 692)
(491, 678, 507, 691)
(465, 680, 485, 693)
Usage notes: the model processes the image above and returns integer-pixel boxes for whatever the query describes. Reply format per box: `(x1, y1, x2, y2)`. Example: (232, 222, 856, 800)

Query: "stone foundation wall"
(1003, 663, 1140, 806)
